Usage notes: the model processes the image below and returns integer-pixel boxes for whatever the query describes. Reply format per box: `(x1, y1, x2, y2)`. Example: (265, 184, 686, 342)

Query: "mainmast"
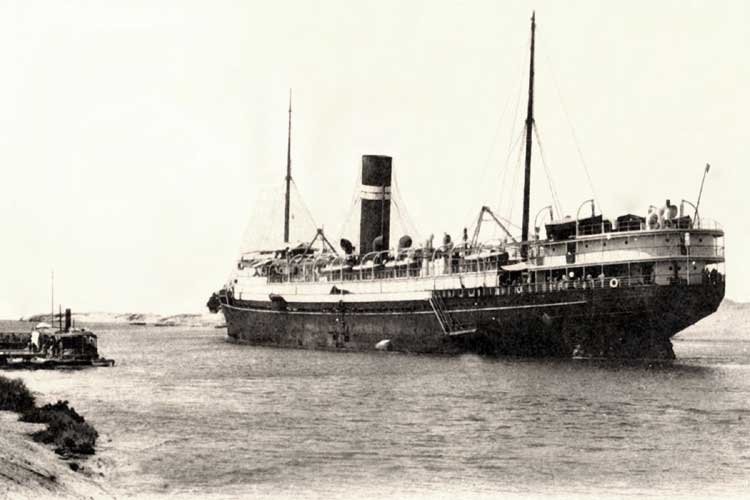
(521, 12, 535, 259)
(283, 90, 292, 244)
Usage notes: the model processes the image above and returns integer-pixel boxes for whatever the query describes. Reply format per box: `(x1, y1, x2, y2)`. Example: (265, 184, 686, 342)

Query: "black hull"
(220, 282, 724, 359)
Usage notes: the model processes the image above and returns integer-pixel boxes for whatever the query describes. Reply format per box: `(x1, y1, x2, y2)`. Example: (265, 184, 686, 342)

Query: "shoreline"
(0, 411, 112, 499)
(0, 375, 113, 499)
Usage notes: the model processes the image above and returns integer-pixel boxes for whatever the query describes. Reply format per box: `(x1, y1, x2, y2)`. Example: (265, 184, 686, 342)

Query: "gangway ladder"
(428, 294, 477, 336)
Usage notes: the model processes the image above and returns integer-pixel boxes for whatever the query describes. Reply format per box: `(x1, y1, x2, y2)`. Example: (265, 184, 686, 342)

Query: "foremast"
(521, 12, 535, 259)
(283, 90, 292, 244)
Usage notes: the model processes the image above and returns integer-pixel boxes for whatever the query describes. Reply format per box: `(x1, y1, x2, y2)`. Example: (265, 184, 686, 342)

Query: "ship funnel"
(359, 155, 392, 255)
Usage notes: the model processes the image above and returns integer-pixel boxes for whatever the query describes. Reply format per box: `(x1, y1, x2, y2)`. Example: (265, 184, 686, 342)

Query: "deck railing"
(432, 270, 725, 300)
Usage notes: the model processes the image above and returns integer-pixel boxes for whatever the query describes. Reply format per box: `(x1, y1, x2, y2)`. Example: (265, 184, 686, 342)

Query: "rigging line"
(390, 197, 409, 241)
(540, 41, 604, 215)
(466, 47, 528, 225)
(392, 175, 421, 241)
(472, 43, 529, 230)
(497, 126, 527, 216)
(496, 214, 522, 231)
(335, 170, 362, 241)
(336, 193, 360, 241)
(290, 179, 319, 233)
(505, 36, 530, 167)
(390, 198, 415, 244)
(506, 127, 526, 223)
(238, 183, 283, 253)
(496, 50, 529, 213)
(532, 122, 564, 217)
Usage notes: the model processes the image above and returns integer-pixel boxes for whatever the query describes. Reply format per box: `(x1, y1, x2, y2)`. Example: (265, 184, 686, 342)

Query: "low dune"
(21, 311, 225, 328)
(676, 298, 749, 340)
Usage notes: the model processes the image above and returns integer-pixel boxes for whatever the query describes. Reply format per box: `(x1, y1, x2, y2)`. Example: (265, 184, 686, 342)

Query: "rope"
(533, 122, 564, 217)
(495, 55, 529, 222)
(391, 175, 421, 241)
(495, 126, 526, 220)
(290, 179, 318, 233)
(335, 170, 362, 241)
(506, 127, 526, 223)
(540, 40, 604, 215)
(236, 182, 284, 255)
(458, 46, 528, 227)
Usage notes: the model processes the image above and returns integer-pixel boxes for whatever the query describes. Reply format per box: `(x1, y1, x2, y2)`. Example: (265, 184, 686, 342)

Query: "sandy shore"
(0, 412, 113, 500)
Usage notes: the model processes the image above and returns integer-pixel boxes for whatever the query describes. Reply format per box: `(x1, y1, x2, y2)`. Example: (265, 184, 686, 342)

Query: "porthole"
(666, 238, 670, 243)
(699, 238, 703, 243)
(603, 242, 607, 247)
(625, 240, 629, 245)
(585, 244, 589, 248)
(668, 266, 673, 271)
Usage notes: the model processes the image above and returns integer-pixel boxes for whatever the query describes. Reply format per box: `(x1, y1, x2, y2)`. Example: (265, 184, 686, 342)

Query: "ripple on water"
(3, 324, 749, 498)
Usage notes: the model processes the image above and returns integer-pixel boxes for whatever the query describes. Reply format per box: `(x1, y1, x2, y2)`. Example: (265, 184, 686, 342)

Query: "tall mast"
(283, 89, 292, 244)
(521, 12, 536, 259)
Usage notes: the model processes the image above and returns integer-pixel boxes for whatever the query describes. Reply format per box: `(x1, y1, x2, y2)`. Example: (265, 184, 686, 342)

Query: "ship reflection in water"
(8, 324, 750, 498)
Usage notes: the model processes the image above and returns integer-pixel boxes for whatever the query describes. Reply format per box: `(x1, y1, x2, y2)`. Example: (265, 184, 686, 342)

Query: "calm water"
(3, 323, 750, 499)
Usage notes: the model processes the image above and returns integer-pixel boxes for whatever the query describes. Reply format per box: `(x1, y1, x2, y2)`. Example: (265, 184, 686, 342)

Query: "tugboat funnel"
(64, 308, 72, 332)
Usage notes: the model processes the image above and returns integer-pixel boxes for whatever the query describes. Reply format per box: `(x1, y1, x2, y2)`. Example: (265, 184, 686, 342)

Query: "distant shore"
(20, 311, 225, 328)
(677, 298, 750, 340)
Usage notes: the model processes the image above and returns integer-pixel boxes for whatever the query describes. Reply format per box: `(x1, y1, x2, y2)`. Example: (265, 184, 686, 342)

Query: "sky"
(0, 0, 747, 317)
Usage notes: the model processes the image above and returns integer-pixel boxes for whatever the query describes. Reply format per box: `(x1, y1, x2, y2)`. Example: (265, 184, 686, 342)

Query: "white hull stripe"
(223, 300, 587, 316)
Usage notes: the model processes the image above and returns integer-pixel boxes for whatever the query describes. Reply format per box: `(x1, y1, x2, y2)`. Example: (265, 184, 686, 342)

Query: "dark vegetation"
(0, 375, 36, 413)
(0, 375, 98, 457)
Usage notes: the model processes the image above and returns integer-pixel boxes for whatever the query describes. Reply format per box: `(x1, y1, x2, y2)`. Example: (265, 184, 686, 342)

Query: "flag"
(705, 163, 710, 173)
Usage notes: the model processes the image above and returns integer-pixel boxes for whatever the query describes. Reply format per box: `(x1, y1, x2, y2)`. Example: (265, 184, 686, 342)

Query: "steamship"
(212, 14, 725, 359)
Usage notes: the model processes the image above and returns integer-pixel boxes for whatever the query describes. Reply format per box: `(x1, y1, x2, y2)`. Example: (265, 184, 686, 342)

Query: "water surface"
(4, 323, 749, 498)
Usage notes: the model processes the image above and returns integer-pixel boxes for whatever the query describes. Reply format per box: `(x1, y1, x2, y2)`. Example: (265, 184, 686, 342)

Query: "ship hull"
(220, 282, 724, 359)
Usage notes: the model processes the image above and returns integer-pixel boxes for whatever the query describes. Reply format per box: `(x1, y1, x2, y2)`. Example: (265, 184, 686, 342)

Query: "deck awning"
(501, 262, 528, 272)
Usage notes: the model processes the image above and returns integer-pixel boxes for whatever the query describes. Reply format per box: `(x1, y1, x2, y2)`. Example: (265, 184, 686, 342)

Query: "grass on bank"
(0, 375, 98, 456)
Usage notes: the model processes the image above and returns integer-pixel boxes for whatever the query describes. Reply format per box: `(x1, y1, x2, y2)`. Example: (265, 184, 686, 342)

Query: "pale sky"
(0, 0, 747, 317)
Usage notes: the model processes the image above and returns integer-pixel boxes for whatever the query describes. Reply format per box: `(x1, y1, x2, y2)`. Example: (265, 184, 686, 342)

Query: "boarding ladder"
(428, 294, 477, 336)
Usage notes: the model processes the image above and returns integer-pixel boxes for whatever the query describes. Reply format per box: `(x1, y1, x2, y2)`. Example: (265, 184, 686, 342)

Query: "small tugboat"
(0, 309, 114, 369)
